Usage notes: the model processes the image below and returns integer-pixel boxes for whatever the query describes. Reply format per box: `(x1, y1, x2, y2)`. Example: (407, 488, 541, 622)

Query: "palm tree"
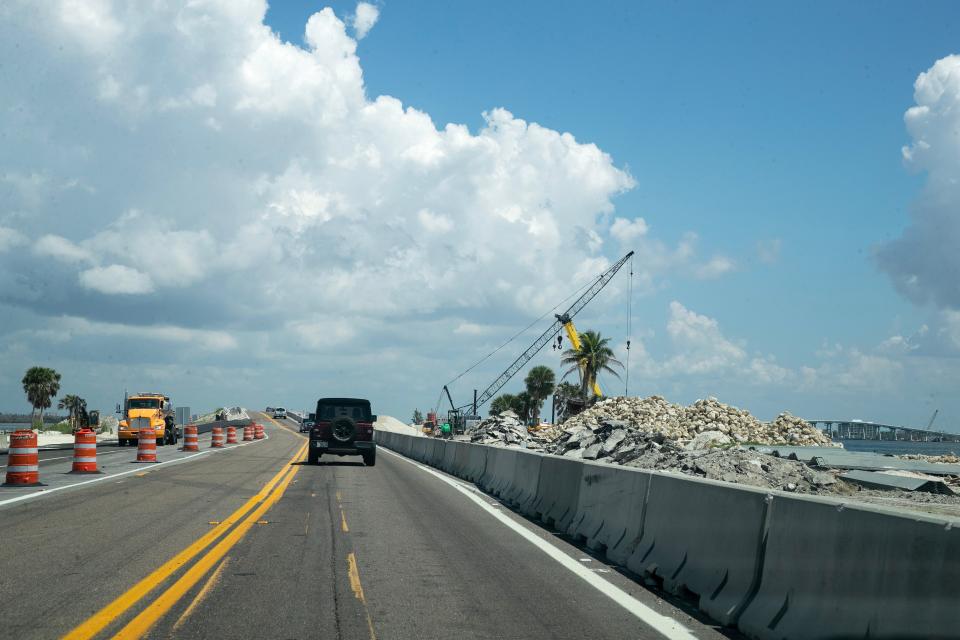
(511, 392, 534, 424)
(524, 365, 556, 425)
(554, 381, 583, 423)
(560, 330, 624, 399)
(22, 366, 62, 427)
(490, 394, 517, 416)
(58, 394, 87, 432)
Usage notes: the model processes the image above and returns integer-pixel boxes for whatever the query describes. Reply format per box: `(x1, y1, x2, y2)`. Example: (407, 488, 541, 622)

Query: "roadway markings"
(110, 455, 304, 639)
(0, 431, 270, 509)
(0, 452, 207, 508)
(379, 448, 699, 640)
(336, 490, 349, 532)
(0, 449, 125, 469)
(171, 557, 230, 633)
(63, 442, 306, 640)
(347, 552, 378, 640)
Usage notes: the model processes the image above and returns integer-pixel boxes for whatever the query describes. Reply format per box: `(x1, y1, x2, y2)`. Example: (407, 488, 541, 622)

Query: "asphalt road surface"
(0, 414, 734, 640)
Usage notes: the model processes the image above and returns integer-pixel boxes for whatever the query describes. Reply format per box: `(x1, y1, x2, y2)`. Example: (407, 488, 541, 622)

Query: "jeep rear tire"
(362, 450, 376, 467)
(308, 449, 320, 464)
(331, 417, 356, 443)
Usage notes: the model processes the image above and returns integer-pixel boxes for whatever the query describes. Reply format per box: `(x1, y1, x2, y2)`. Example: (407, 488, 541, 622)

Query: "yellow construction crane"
(558, 313, 603, 398)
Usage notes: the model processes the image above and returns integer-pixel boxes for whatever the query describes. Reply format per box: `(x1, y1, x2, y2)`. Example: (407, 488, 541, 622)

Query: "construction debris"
(841, 470, 955, 495)
(559, 396, 834, 447)
(466, 411, 558, 449)
(546, 417, 840, 493)
(897, 453, 960, 464)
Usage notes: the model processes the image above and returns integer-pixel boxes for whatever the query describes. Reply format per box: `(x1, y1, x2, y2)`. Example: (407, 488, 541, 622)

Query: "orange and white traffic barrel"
(182, 425, 199, 452)
(211, 426, 225, 448)
(70, 429, 100, 474)
(226, 426, 238, 444)
(254, 423, 265, 440)
(4, 429, 41, 486)
(242, 425, 253, 441)
(136, 426, 158, 463)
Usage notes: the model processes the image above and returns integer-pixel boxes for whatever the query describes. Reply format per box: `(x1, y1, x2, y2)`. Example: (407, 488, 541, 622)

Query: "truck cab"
(117, 393, 178, 446)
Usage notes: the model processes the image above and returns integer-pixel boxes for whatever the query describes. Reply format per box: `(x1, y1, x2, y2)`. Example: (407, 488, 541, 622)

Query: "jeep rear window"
(317, 403, 370, 421)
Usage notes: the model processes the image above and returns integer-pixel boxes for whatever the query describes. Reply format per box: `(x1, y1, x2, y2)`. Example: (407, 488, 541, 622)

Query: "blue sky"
(262, 0, 958, 419)
(2, 1, 960, 429)
(265, 1, 942, 346)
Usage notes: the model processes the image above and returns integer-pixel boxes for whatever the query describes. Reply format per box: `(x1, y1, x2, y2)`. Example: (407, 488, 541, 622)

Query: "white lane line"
(0, 449, 126, 469)
(380, 448, 698, 640)
(0, 433, 270, 508)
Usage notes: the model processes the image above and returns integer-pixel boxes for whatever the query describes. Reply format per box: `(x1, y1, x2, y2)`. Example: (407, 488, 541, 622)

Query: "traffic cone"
(182, 425, 199, 452)
(136, 426, 158, 463)
(226, 426, 238, 444)
(70, 429, 101, 474)
(254, 423, 265, 440)
(211, 426, 225, 448)
(242, 425, 253, 441)
(3, 429, 42, 486)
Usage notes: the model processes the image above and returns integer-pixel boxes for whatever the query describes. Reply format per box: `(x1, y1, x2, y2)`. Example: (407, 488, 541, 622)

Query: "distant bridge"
(808, 419, 960, 442)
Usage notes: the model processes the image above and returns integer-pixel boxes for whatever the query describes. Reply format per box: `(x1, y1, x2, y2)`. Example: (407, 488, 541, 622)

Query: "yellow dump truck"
(117, 392, 179, 447)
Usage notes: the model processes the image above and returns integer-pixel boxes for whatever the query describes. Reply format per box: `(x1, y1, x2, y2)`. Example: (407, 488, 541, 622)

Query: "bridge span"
(808, 419, 960, 442)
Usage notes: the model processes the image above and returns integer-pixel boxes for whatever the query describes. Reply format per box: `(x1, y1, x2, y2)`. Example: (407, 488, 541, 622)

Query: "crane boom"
(561, 318, 603, 397)
(470, 251, 635, 411)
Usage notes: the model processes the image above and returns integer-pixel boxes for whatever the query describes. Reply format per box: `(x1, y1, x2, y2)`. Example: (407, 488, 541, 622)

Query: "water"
(839, 440, 960, 457)
(0, 423, 32, 432)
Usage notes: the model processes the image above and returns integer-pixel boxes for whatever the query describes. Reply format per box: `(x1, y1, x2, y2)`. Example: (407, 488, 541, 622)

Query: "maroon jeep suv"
(308, 397, 376, 466)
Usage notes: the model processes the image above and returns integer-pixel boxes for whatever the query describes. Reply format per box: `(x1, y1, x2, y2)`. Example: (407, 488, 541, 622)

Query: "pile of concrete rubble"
(898, 453, 960, 464)
(560, 396, 833, 447)
(466, 410, 558, 449)
(547, 419, 840, 493)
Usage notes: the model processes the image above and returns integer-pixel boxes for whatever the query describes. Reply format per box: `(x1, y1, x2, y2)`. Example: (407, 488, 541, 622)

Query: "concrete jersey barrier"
(530, 455, 585, 531)
(567, 462, 650, 564)
(737, 492, 960, 639)
(627, 472, 768, 626)
(376, 431, 960, 640)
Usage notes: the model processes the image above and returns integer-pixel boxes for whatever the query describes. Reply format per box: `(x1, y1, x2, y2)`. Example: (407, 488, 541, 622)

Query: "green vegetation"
(40, 421, 75, 435)
(524, 365, 556, 425)
(57, 394, 87, 432)
(490, 392, 534, 423)
(412, 408, 424, 424)
(21, 366, 62, 427)
(560, 330, 623, 399)
(490, 394, 516, 416)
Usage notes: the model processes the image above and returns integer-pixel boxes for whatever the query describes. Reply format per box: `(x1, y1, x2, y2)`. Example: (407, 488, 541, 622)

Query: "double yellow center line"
(64, 441, 307, 640)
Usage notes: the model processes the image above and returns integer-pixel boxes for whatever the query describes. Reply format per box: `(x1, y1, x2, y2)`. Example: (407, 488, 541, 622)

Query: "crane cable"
(441, 277, 595, 391)
(625, 253, 634, 397)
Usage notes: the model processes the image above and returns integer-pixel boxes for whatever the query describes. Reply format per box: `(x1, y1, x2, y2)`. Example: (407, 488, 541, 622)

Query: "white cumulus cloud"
(352, 2, 379, 40)
(878, 54, 960, 310)
(79, 265, 155, 295)
(0, 1, 736, 416)
(0, 226, 27, 252)
(34, 235, 93, 263)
